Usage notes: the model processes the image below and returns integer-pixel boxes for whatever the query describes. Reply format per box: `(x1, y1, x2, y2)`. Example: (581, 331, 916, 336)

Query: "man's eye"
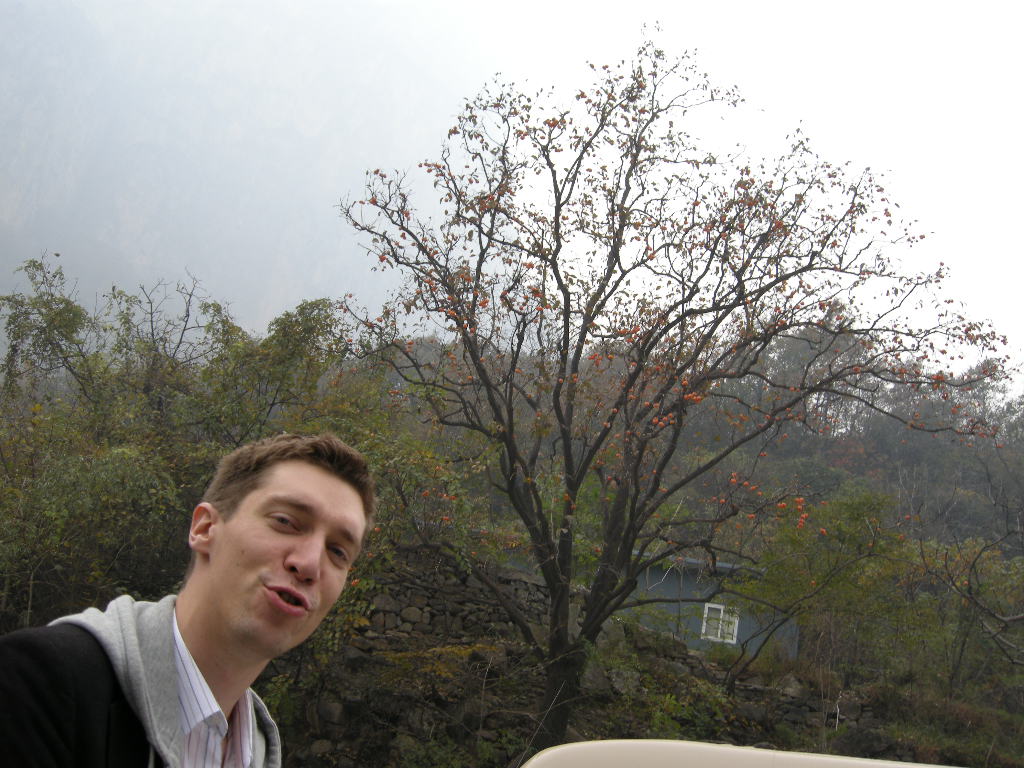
(328, 546, 348, 563)
(272, 515, 294, 528)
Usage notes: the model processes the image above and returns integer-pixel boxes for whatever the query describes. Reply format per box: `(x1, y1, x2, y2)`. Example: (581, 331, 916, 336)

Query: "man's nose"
(285, 536, 322, 583)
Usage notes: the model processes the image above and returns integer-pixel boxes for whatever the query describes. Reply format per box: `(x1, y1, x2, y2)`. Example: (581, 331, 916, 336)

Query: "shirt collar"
(172, 608, 255, 766)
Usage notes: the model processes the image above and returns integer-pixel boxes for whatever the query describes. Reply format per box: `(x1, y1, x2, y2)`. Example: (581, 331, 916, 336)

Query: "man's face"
(189, 459, 367, 662)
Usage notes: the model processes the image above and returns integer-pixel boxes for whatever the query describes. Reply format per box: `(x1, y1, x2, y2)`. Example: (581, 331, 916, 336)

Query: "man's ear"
(188, 502, 221, 557)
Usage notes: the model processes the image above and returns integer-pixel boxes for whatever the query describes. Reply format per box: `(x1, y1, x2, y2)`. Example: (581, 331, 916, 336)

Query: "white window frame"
(701, 603, 739, 644)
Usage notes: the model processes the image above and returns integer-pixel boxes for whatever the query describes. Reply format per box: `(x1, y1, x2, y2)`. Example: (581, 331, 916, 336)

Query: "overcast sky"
(2, 0, 1021, 375)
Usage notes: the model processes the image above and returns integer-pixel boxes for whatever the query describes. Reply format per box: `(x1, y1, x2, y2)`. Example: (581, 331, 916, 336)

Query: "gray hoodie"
(53, 594, 282, 768)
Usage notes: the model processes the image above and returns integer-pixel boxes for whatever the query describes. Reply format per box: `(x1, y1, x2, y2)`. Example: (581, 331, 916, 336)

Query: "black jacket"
(0, 623, 150, 767)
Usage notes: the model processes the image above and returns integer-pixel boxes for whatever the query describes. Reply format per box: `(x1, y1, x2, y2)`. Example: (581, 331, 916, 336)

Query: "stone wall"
(360, 548, 548, 649)
(282, 547, 921, 766)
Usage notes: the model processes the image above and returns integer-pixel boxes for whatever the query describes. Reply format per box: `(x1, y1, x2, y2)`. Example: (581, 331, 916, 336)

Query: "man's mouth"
(270, 587, 309, 611)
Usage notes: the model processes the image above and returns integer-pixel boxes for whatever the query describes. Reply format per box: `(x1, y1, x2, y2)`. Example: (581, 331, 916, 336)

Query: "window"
(701, 603, 739, 644)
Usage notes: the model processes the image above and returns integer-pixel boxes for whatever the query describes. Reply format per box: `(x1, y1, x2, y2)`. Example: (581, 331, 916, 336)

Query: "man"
(0, 432, 375, 767)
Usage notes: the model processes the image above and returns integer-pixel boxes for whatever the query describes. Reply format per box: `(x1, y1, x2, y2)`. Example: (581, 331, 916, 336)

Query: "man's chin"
(235, 616, 314, 662)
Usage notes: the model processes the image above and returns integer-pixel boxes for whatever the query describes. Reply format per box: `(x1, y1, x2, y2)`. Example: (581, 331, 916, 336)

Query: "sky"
(1, 0, 1022, 374)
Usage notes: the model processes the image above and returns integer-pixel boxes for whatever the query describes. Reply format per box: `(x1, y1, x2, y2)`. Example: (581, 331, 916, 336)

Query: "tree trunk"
(532, 643, 587, 751)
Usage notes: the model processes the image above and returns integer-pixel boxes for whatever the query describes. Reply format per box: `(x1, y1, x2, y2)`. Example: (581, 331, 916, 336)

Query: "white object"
(520, 740, 952, 768)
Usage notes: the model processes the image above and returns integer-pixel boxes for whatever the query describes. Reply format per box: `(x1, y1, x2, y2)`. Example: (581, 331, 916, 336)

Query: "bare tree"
(343, 44, 1005, 747)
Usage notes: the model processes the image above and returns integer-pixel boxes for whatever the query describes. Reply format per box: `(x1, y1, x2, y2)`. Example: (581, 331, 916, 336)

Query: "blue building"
(632, 557, 798, 658)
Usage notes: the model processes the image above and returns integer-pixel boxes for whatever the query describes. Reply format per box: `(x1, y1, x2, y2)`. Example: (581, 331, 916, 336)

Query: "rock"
(597, 619, 627, 650)
(581, 661, 612, 693)
(400, 606, 423, 623)
(407, 707, 442, 736)
(390, 733, 420, 757)
(783, 708, 808, 724)
(832, 727, 893, 758)
(372, 593, 400, 612)
(348, 636, 376, 652)
(735, 700, 768, 725)
(841, 699, 862, 719)
(310, 739, 333, 756)
(608, 665, 642, 696)
(630, 627, 660, 652)
(343, 645, 369, 663)
(469, 645, 507, 667)
(317, 699, 344, 724)
(777, 673, 805, 698)
(660, 660, 689, 678)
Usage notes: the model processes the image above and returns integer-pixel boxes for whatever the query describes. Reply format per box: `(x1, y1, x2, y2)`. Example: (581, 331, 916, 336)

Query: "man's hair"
(184, 433, 375, 581)
(202, 432, 376, 524)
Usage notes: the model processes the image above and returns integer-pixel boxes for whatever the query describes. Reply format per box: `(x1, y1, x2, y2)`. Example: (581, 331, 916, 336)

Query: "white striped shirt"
(172, 611, 255, 767)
